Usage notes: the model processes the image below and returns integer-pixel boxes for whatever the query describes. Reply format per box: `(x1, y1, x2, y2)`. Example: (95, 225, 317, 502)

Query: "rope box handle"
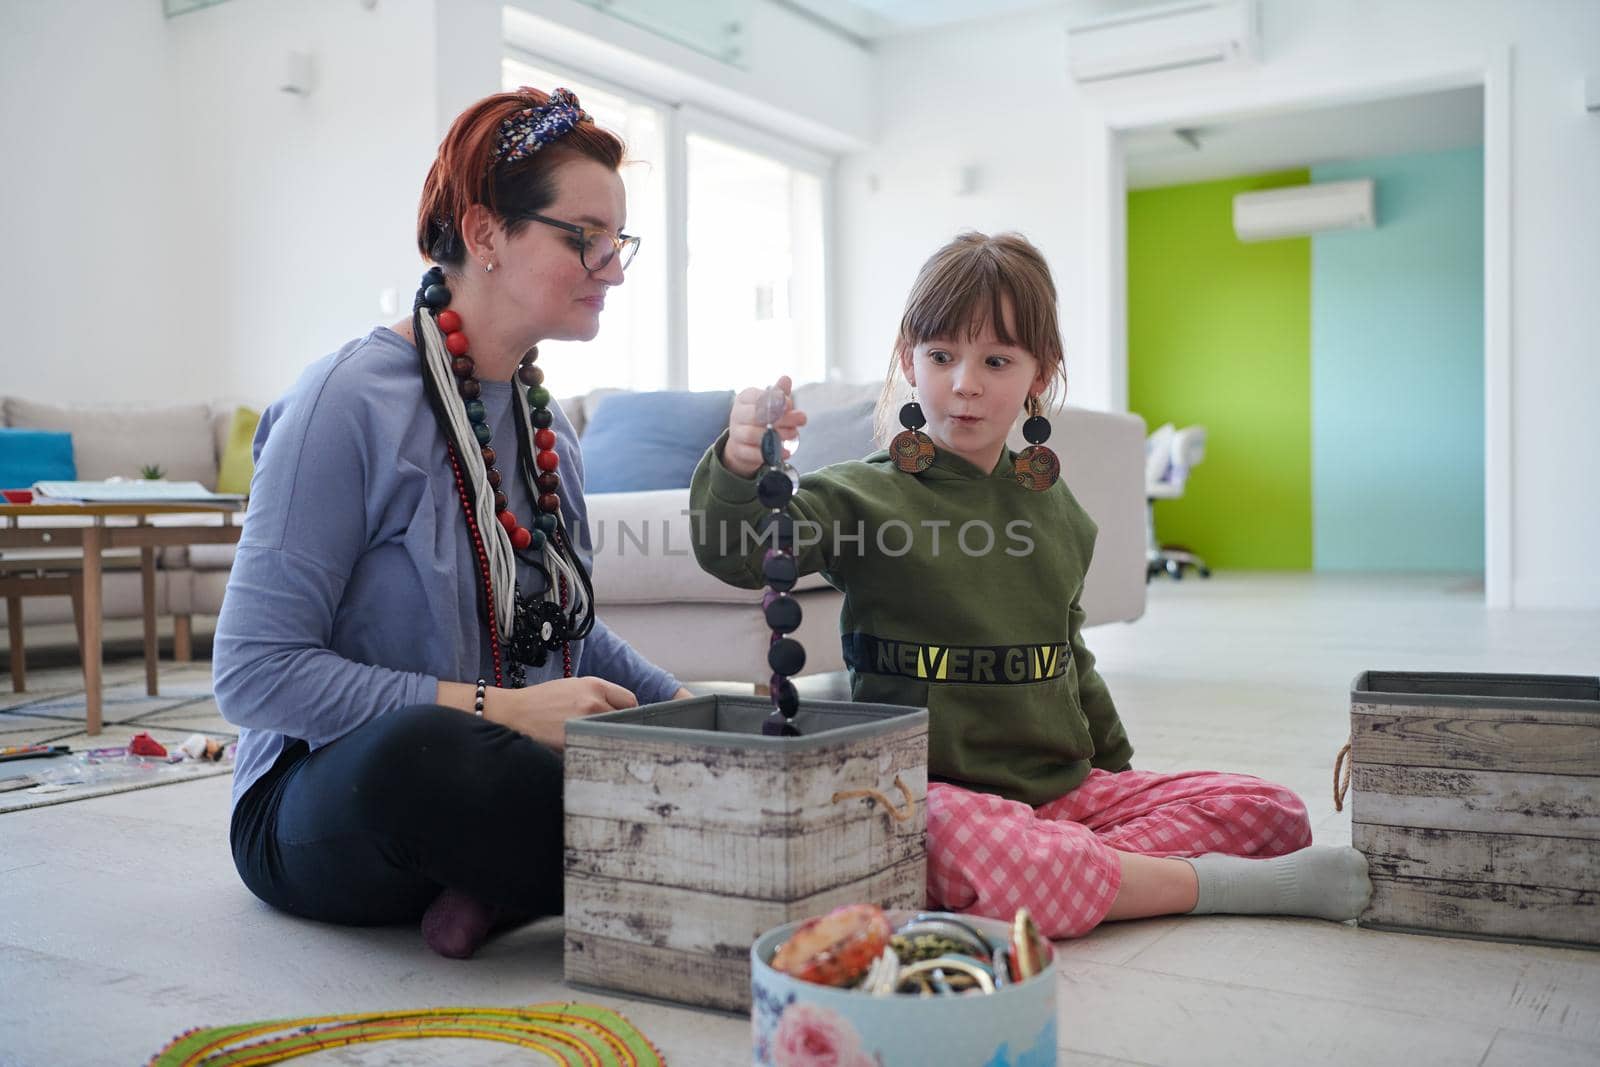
(831, 774, 916, 823)
(1333, 736, 1353, 812)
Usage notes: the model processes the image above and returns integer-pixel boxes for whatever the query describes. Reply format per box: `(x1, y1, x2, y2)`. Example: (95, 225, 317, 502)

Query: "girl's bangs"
(903, 262, 1021, 349)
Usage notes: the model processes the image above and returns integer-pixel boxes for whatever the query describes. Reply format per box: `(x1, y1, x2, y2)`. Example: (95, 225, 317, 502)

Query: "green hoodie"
(689, 434, 1133, 806)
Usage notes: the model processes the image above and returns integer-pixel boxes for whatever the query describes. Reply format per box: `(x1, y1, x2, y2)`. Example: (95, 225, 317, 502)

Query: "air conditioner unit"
(1067, 1, 1258, 84)
(1233, 180, 1376, 242)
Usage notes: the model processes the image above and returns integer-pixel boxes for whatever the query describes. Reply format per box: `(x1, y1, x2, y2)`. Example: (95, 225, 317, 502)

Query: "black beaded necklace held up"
(756, 387, 805, 737)
(413, 266, 596, 688)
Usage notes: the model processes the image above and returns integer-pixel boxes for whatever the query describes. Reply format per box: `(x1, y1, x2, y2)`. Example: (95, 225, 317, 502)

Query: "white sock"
(1184, 846, 1371, 921)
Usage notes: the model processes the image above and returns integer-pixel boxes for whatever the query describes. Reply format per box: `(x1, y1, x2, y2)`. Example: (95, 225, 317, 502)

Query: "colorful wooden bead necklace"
(414, 266, 595, 687)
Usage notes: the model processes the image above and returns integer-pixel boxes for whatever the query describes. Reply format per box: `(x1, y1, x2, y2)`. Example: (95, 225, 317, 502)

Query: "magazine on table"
(31, 480, 245, 504)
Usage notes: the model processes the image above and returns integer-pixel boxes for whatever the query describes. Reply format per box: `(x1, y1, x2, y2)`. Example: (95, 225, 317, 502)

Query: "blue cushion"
(0, 428, 76, 489)
(581, 390, 734, 493)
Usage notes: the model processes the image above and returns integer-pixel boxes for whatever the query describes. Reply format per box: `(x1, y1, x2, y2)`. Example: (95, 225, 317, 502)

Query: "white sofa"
(573, 381, 1149, 684)
(2, 385, 1147, 685)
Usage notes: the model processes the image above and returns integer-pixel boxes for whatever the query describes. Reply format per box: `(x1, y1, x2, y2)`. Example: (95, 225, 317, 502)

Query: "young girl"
(688, 231, 1369, 938)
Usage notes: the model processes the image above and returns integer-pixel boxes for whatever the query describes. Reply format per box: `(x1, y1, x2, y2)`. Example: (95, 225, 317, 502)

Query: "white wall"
(169, 0, 441, 408)
(837, 0, 1600, 610)
(835, 4, 1100, 394)
(435, 0, 504, 137)
(0, 0, 440, 409)
(1, 0, 869, 411)
(0, 0, 205, 404)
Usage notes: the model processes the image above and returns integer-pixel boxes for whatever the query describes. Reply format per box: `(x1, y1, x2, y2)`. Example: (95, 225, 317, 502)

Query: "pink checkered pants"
(926, 769, 1312, 939)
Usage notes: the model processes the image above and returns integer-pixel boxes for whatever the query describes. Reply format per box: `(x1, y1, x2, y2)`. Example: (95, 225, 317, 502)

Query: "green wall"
(1128, 170, 1313, 570)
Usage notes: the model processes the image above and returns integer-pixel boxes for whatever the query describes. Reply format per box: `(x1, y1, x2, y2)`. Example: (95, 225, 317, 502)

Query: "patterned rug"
(0, 661, 235, 813)
(147, 1004, 664, 1066)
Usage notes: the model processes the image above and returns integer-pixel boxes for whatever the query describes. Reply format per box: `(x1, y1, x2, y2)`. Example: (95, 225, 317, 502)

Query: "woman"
(215, 87, 689, 959)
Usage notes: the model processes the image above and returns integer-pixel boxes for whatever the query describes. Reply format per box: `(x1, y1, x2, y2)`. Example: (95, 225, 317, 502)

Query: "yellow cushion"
(215, 406, 261, 496)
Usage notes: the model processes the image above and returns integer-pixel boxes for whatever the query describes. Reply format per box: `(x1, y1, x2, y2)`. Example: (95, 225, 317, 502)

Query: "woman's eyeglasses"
(522, 213, 640, 273)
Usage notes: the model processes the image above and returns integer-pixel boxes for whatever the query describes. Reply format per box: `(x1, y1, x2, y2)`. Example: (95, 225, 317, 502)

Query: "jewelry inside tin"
(768, 904, 1052, 997)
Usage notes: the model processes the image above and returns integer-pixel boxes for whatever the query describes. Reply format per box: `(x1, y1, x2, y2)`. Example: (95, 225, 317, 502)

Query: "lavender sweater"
(214, 328, 680, 808)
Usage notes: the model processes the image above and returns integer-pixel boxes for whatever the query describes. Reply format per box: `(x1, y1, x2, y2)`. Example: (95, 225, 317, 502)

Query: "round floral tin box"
(751, 911, 1057, 1067)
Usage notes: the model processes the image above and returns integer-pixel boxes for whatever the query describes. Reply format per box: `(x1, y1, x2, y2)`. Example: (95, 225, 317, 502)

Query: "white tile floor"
(1, 573, 1596, 1066)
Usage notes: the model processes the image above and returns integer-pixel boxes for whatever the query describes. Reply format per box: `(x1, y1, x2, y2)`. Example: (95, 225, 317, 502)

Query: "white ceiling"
(779, 0, 1065, 41)
(775, 3, 1483, 188)
(1122, 87, 1485, 190)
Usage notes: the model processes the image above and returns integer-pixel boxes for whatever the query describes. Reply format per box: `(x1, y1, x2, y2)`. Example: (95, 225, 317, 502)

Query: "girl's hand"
(485, 677, 638, 750)
(723, 375, 807, 478)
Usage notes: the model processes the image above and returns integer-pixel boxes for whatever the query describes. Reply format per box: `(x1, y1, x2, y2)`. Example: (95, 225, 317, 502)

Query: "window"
(501, 52, 832, 395)
(502, 57, 669, 394)
(685, 132, 827, 391)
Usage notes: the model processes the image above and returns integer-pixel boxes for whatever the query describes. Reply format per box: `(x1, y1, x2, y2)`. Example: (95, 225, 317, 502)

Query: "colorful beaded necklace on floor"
(147, 1003, 663, 1066)
(413, 265, 595, 687)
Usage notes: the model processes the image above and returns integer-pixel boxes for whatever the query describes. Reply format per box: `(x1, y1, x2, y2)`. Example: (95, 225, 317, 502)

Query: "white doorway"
(1081, 56, 1513, 605)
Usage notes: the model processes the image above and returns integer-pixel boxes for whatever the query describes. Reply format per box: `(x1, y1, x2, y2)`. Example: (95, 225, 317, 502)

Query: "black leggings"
(229, 704, 564, 926)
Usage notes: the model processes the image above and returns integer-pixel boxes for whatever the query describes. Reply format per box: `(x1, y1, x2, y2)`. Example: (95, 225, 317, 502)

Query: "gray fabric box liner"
(1352, 670, 1600, 711)
(566, 694, 927, 751)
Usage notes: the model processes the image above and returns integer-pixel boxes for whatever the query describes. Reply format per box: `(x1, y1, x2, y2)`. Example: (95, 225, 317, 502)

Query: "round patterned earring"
(1013, 394, 1060, 491)
(891, 392, 935, 474)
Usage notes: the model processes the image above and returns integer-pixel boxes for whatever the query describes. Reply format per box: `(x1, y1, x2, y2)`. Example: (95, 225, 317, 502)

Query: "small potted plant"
(139, 464, 166, 481)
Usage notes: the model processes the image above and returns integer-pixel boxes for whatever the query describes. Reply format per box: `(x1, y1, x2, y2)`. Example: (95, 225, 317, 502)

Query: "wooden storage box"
(564, 695, 928, 1011)
(1350, 671, 1600, 948)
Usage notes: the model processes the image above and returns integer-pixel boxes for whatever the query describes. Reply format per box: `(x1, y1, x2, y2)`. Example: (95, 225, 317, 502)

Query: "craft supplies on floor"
(0, 742, 70, 762)
(0, 734, 236, 810)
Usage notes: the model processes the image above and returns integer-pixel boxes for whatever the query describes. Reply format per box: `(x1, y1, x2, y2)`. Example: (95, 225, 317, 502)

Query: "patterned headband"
(491, 88, 590, 168)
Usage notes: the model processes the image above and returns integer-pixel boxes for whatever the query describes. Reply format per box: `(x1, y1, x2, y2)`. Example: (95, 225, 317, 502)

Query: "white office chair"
(1145, 424, 1211, 581)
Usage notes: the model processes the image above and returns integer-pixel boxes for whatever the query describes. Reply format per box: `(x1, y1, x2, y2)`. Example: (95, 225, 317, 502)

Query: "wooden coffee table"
(0, 502, 243, 734)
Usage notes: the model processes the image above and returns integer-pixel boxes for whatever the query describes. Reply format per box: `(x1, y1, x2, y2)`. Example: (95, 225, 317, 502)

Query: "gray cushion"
(792, 381, 883, 412)
(791, 399, 878, 475)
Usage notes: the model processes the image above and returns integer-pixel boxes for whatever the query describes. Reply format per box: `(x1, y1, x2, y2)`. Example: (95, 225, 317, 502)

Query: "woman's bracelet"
(474, 678, 487, 717)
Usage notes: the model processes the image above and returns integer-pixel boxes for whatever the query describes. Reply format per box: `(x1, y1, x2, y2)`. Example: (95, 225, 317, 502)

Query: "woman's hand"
(435, 680, 692, 749)
(723, 375, 807, 478)
(483, 677, 638, 751)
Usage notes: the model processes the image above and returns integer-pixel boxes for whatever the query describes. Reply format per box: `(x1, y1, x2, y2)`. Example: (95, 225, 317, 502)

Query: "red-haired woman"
(214, 88, 690, 959)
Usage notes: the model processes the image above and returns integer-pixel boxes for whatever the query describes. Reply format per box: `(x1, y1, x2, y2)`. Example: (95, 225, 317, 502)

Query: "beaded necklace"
(756, 387, 805, 735)
(148, 1003, 664, 1065)
(413, 266, 595, 687)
